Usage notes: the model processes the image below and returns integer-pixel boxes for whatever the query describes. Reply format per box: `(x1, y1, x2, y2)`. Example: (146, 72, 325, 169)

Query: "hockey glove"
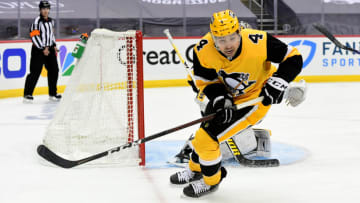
(260, 76, 289, 106)
(212, 95, 234, 124)
(284, 79, 307, 107)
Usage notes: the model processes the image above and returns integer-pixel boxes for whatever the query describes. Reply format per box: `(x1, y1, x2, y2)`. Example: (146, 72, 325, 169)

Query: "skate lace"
(177, 169, 194, 182)
(192, 179, 211, 194)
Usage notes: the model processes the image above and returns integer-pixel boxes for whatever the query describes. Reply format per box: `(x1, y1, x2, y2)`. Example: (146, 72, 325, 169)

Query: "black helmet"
(39, 1, 51, 9)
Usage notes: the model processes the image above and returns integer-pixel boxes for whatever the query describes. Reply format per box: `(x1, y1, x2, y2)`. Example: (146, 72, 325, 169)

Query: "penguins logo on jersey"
(219, 70, 256, 96)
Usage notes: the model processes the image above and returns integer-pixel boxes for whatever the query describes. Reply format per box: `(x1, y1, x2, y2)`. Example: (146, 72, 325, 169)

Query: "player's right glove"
(260, 76, 289, 106)
(212, 95, 234, 124)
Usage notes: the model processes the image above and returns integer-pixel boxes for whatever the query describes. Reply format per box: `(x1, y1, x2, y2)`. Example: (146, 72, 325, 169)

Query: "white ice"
(1, 82, 360, 203)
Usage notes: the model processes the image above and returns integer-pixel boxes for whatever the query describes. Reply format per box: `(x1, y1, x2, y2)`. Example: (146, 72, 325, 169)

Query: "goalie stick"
(313, 23, 360, 54)
(37, 97, 264, 168)
(226, 138, 280, 167)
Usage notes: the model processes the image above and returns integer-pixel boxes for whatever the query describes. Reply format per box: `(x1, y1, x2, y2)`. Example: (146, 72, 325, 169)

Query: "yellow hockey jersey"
(193, 28, 300, 105)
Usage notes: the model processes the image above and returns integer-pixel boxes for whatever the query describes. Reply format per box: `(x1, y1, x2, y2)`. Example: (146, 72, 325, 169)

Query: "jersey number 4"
(248, 34, 263, 44)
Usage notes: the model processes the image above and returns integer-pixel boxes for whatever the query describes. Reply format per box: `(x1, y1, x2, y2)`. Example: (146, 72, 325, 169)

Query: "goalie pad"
(168, 128, 271, 167)
(220, 128, 256, 160)
(251, 128, 271, 158)
(221, 128, 271, 160)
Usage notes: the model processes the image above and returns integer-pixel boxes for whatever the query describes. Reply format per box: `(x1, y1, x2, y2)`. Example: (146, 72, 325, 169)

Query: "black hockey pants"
(24, 46, 59, 96)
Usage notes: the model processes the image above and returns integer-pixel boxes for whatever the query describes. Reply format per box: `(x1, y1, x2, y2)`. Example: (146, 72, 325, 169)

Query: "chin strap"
(211, 31, 242, 55)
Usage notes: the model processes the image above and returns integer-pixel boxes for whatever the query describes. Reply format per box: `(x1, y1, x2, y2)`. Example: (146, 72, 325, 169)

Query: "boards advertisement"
(0, 35, 359, 98)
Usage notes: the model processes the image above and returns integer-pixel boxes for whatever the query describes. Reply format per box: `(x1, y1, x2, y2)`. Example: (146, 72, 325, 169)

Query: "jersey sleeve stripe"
(194, 75, 218, 83)
(30, 23, 43, 49)
(281, 46, 301, 62)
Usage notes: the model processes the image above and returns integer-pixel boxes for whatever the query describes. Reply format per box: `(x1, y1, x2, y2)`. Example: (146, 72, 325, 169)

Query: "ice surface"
(1, 83, 360, 203)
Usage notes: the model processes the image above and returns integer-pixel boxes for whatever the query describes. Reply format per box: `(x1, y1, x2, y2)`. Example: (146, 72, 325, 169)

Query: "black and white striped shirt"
(30, 15, 56, 50)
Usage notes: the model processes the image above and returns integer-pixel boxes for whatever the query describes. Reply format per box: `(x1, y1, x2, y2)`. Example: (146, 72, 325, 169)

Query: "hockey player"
(169, 20, 278, 167)
(169, 10, 303, 198)
(169, 21, 307, 167)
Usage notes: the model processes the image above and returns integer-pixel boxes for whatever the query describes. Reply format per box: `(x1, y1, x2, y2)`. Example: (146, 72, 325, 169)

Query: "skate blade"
(23, 99, 33, 104)
(180, 190, 217, 199)
(169, 182, 189, 188)
(180, 184, 219, 199)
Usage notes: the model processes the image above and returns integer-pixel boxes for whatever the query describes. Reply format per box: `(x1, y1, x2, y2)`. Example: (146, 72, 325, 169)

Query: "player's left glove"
(260, 76, 289, 106)
(212, 95, 234, 124)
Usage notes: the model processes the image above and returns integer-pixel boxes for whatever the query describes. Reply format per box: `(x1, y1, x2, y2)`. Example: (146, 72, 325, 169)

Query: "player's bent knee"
(191, 128, 220, 155)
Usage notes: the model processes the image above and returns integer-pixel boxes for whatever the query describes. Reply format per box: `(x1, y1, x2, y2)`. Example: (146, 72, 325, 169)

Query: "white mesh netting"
(43, 29, 143, 166)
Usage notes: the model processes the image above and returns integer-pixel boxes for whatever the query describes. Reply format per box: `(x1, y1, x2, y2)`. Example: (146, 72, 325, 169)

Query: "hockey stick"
(226, 138, 279, 167)
(163, 29, 198, 87)
(313, 23, 360, 54)
(37, 97, 263, 168)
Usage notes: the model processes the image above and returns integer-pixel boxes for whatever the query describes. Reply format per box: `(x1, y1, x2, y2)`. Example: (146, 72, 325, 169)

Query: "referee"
(24, 0, 61, 103)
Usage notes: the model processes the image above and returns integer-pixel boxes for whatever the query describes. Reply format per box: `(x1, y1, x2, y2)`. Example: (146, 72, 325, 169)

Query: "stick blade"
(37, 145, 78, 168)
(239, 157, 280, 167)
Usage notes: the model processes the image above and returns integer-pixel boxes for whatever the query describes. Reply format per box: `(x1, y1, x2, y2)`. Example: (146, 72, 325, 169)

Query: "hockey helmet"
(39, 1, 51, 9)
(210, 10, 239, 37)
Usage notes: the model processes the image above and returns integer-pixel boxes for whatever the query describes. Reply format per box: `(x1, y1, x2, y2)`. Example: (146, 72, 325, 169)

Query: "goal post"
(135, 31, 145, 166)
(43, 29, 145, 166)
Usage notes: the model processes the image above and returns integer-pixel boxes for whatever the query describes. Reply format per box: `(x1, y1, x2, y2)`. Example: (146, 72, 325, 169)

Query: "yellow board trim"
(0, 86, 67, 99)
(1, 76, 360, 99)
(144, 79, 188, 88)
(294, 75, 360, 83)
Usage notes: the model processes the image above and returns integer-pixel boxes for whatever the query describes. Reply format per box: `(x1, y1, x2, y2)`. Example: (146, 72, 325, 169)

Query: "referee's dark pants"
(24, 46, 59, 97)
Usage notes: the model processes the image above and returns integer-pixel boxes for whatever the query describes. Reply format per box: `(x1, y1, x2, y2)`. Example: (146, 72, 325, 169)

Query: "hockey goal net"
(43, 29, 145, 166)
